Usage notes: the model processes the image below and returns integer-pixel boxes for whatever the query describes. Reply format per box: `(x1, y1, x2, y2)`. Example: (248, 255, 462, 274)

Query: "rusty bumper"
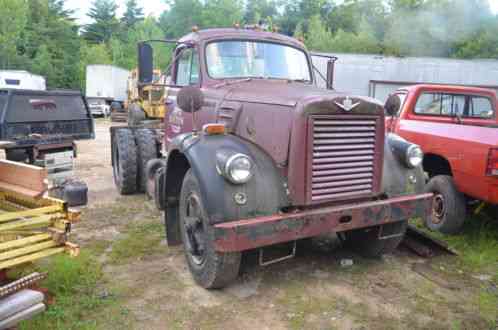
(213, 193, 433, 252)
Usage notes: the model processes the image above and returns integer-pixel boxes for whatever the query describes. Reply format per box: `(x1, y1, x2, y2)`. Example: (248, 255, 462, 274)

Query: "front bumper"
(213, 193, 433, 252)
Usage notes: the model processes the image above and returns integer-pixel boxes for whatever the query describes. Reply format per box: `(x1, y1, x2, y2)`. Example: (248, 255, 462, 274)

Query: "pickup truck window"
(414, 92, 494, 119)
(469, 96, 494, 118)
(205, 41, 311, 81)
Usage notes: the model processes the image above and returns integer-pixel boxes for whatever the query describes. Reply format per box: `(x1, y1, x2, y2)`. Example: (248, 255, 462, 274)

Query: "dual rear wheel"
(112, 128, 158, 194)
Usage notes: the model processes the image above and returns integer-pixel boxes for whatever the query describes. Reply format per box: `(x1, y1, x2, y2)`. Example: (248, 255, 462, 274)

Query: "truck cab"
(111, 28, 433, 289)
(385, 84, 498, 233)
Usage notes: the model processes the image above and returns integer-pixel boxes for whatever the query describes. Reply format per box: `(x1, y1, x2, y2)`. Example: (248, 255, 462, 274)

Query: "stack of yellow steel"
(0, 160, 80, 271)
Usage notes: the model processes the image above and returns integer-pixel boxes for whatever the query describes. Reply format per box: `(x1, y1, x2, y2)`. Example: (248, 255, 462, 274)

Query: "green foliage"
(83, 0, 120, 44)
(121, 0, 144, 29)
(2, 0, 498, 90)
(0, 0, 28, 68)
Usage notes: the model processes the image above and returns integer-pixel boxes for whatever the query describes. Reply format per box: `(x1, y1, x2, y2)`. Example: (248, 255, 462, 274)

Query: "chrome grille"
(310, 116, 378, 202)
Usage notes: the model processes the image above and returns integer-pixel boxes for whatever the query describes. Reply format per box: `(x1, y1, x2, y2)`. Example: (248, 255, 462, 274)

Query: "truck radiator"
(309, 115, 382, 202)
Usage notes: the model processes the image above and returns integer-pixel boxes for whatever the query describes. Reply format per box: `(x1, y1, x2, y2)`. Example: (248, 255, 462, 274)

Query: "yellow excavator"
(125, 69, 168, 125)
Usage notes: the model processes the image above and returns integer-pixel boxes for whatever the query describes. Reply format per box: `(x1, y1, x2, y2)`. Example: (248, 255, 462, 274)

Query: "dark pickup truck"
(0, 88, 94, 163)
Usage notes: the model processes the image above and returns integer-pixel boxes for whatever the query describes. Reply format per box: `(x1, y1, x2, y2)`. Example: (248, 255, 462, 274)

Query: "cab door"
(165, 46, 202, 144)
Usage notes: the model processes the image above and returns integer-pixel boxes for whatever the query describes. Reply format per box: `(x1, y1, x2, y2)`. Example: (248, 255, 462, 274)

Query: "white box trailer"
(0, 71, 46, 91)
(311, 53, 498, 102)
(85, 65, 129, 116)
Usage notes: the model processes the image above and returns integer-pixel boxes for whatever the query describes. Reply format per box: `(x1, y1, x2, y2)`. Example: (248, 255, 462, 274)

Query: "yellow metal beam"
(0, 233, 52, 252)
(0, 247, 65, 269)
(0, 205, 61, 223)
(0, 214, 57, 232)
(0, 240, 57, 262)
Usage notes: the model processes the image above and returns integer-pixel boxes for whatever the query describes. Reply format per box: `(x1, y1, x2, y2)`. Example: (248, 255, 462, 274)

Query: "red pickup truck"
(385, 84, 498, 234)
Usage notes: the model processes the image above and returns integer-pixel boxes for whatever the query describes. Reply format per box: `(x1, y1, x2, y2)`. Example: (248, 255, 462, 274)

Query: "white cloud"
(490, 0, 498, 13)
(64, 0, 169, 26)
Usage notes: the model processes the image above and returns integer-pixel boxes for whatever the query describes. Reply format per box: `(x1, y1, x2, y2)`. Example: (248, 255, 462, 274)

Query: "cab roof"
(400, 84, 496, 96)
(178, 28, 306, 49)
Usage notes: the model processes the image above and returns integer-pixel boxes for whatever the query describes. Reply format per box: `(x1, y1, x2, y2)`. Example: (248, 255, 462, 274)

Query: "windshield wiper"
(287, 78, 309, 83)
(214, 78, 253, 89)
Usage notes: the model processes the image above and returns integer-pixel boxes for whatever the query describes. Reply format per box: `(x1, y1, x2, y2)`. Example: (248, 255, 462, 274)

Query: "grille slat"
(314, 138, 375, 145)
(310, 116, 379, 202)
(312, 167, 373, 177)
(314, 144, 375, 151)
(312, 172, 373, 183)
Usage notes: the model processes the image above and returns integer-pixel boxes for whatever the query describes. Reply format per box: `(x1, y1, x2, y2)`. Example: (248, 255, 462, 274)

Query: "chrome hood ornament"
(334, 96, 361, 112)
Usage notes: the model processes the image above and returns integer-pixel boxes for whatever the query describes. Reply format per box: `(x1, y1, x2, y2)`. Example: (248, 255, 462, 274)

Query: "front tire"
(424, 175, 466, 234)
(179, 169, 241, 289)
(343, 221, 407, 258)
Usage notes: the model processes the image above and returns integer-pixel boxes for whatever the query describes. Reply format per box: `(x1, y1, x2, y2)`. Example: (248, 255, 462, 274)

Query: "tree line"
(1, 0, 497, 90)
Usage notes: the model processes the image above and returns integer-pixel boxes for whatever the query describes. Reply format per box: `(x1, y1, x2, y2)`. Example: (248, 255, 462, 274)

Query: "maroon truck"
(385, 84, 498, 234)
(110, 28, 432, 289)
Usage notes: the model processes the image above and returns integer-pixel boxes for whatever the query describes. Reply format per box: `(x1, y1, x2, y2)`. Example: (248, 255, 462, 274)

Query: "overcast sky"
(64, 0, 169, 25)
(66, 0, 498, 26)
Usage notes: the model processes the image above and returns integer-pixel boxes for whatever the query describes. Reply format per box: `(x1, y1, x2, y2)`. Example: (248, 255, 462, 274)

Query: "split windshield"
(205, 40, 311, 81)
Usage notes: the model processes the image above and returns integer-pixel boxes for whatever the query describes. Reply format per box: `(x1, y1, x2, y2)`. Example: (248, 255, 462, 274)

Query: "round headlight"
(406, 145, 423, 168)
(225, 154, 254, 184)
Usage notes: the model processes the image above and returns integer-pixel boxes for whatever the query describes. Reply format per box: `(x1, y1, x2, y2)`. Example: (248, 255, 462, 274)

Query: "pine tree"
(122, 0, 144, 29)
(83, 0, 119, 43)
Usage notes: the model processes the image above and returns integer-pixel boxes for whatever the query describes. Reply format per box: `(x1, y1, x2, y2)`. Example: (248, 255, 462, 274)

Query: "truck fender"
(163, 133, 289, 245)
(382, 134, 426, 197)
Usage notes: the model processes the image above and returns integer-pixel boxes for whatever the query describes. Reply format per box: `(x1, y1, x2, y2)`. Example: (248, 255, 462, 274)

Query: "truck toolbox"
(0, 89, 94, 142)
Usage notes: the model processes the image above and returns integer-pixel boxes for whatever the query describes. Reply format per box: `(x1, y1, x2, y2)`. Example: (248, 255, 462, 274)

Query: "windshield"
(206, 41, 311, 81)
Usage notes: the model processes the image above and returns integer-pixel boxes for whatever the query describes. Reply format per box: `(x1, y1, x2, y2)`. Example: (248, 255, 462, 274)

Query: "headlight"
(406, 145, 423, 168)
(388, 133, 424, 168)
(217, 152, 254, 184)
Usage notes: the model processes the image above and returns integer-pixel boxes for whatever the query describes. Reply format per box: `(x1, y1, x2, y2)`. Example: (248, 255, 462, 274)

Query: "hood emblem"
(335, 97, 360, 112)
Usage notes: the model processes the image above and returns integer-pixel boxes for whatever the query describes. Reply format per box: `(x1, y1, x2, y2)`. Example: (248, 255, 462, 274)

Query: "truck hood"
(214, 79, 384, 167)
(220, 79, 345, 107)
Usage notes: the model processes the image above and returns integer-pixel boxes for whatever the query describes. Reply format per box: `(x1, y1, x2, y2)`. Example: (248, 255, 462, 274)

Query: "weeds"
(108, 221, 165, 264)
(18, 252, 128, 330)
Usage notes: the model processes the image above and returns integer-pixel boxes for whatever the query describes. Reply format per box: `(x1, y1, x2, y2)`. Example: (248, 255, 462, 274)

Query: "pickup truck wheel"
(112, 129, 138, 195)
(424, 175, 466, 234)
(128, 104, 146, 126)
(343, 221, 407, 258)
(179, 169, 241, 289)
(135, 129, 158, 192)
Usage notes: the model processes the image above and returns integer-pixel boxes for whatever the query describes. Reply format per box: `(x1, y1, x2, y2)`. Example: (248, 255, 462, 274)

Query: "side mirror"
(326, 58, 337, 90)
(385, 94, 401, 117)
(177, 86, 204, 113)
(138, 42, 153, 84)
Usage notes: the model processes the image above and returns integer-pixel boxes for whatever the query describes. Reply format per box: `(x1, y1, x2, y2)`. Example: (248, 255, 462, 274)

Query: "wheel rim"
(432, 194, 446, 224)
(183, 193, 206, 266)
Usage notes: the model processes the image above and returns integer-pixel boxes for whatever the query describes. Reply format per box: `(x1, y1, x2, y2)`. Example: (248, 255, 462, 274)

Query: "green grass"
(412, 207, 498, 325)
(108, 221, 165, 264)
(18, 252, 130, 330)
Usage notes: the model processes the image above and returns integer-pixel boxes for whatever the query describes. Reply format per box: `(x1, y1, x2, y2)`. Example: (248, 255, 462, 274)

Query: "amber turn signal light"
(203, 123, 226, 135)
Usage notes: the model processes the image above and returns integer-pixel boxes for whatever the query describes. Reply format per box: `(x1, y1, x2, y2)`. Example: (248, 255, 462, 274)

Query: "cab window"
(175, 48, 200, 86)
(414, 92, 493, 119)
(469, 96, 494, 118)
